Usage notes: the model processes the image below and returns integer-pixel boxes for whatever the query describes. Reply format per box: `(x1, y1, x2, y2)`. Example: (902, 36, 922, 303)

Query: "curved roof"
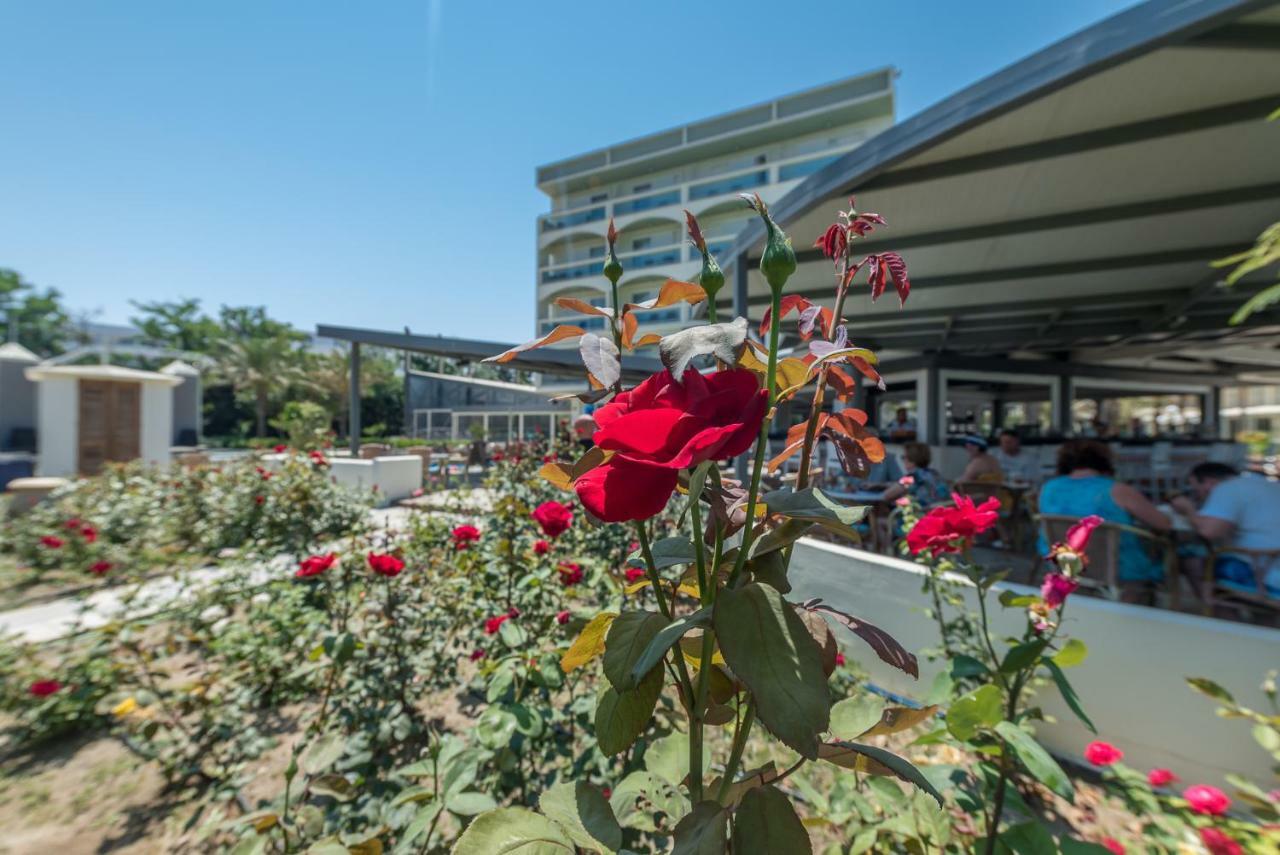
(724, 0, 1280, 378)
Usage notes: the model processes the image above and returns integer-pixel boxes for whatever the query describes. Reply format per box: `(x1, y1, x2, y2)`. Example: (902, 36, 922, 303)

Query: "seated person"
(856, 427, 902, 487)
(1038, 440, 1172, 602)
(886, 407, 917, 441)
(883, 442, 950, 507)
(1170, 462, 1280, 599)
(990, 429, 1040, 485)
(957, 435, 1003, 483)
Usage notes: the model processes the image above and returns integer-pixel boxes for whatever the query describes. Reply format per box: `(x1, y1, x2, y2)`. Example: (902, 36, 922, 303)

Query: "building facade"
(534, 69, 895, 344)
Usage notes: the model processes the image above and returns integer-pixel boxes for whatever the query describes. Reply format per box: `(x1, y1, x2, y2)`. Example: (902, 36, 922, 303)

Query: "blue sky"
(0, 0, 1136, 343)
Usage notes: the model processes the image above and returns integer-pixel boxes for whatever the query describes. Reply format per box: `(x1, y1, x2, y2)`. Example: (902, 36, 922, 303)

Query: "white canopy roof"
(25, 363, 183, 386)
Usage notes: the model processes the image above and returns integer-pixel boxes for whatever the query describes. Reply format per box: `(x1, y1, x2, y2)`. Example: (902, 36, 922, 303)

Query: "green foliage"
(0, 267, 77, 355)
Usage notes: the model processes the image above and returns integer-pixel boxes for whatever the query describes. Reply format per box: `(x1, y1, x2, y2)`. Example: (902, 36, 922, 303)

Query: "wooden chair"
(956, 481, 1031, 553)
(1201, 548, 1280, 624)
(1033, 514, 1176, 603)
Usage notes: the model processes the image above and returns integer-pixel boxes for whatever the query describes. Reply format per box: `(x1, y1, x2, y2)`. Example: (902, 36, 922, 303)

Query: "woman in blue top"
(1038, 440, 1172, 603)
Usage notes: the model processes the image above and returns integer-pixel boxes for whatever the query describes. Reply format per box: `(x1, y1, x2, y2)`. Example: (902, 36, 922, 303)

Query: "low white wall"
(35, 376, 77, 476)
(140, 382, 173, 467)
(260, 454, 422, 507)
(790, 539, 1279, 788)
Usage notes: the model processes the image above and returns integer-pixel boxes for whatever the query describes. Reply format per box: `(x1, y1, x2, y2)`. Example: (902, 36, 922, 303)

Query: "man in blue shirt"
(1171, 462, 1280, 599)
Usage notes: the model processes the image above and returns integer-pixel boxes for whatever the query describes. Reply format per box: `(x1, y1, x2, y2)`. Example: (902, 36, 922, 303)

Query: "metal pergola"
(714, 0, 1280, 440)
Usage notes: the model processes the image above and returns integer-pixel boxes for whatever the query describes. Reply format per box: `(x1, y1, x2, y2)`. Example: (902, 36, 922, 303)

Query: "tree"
(211, 305, 308, 437)
(305, 347, 400, 437)
(0, 268, 74, 356)
(129, 298, 222, 353)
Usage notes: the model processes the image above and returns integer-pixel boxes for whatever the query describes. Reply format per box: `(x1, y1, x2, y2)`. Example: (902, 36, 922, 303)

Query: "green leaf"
(1231, 282, 1280, 325)
(603, 610, 668, 691)
(498, 619, 528, 649)
(1000, 821, 1056, 854)
(998, 590, 1037, 608)
(1186, 677, 1235, 704)
(1060, 837, 1116, 855)
(309, 773, 356, 802)
(301, 732, 346, 775)
(539, 780, 623, 854)
(445, 791, 498, 817)
(762, 486, 868, 537)
(1043, 659, 1096, 734)
(947, 684, 1003, 741)
(926, 669, 954, 705)
(627, 607, 712, 687)
(476, 706, 519, 749)
(816, 742, 944, 807)
(594, 665, 663, 756)
(950, 654, 990, 678)
(671, 800, 729, 855)
(747, 519, 816, 558)
(995, 720, 1074, 802)
(714, 583, 830, 758)
(644, 731, 710, 788)
(450, 807, 575, 854)
(829, 694, 886, 741)
(746, 549, 790, 594)
(731, 785, 812, 854)
(1052, 638, 1088, 668)
(1001, 640, 1047, 674)
(627, 536, 696, 569)
(395, 802, 442, 853)
(230, 836, 270, 855)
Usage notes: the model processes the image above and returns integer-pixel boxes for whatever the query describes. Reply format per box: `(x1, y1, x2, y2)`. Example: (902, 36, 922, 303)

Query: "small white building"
(24, 364, 181, 477)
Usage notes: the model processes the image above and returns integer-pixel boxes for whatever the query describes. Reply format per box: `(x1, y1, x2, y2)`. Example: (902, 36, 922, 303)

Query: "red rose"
(1199, 827, 1242, 855)
(624, 567, 647, 584)
(1184, 784, 1230, 816)
(533, 539, 551, 556)
(1066, 515, 1103, 552)
(1101, 838, 1124, 855)
(1147, 768, 1178, 788)
(41, 535, 64, 549)
(89, 560, 113, 575)
(602, 787, 612, 799)
(273, 444, 288, 453)
(556, 610, 570, 625)
(906, 494, 1000, 556)
(574, 368, 768, 522)
(1041, 572, 1078, 609)
(557, 562, 584, 586)
(80, 525, 98, 543)
(532, 501, 574, 539)
(452, 525, 481, 550)
(296, 553, 337, 578)
(254, 495, 265, 505)
(65, 518, 83, 530)
(1084, 741, 1123, 766)
(484, 614, 511, 635)
(309, 449, 329, 468)
(29, 680, 61, 697)
(834, 652, 846, 667)
(367, 552, 405, 577)
(469, 648, 486, 661)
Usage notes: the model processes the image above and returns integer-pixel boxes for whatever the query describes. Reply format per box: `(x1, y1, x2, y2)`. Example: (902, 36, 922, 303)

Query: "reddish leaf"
(621, 311, 638, 350)
(826, 366, 858, 401)
(759, 295, 816, 338)
(804, 599, 918, 678)
(624, 279, 706, 313)
(556, 297, 614, 318)
(484, 325, 585, 364)
(633, 333, 662, 348)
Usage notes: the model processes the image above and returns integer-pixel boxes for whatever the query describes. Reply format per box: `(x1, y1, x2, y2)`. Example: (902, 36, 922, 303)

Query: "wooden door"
(78, 380, 141, 475)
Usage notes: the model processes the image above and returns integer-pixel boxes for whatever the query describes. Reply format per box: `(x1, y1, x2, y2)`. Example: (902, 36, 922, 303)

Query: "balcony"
(540, 244, 685, 283)
(688, 169, 768, 201)
(778, 153, 842, 181)
(541, 206, 606, 232)
(613, 189, 681, 217)
(538, 306, 685, 338)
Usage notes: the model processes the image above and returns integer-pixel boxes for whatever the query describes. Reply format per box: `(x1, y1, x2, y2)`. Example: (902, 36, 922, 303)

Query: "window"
(588, 246, 604, 258)
(590, 193, 607, 203)
(631, 291, 652, 303)
(754, 154, 766, 165)
(632, 237, 651, 250)
(633, 182, 651, 193)
(588, 297, 606, 308)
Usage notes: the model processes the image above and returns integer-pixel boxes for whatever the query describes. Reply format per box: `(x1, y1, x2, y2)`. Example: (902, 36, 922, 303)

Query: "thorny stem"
(716, 698, 757, 802)
(728, 286, 783, 587)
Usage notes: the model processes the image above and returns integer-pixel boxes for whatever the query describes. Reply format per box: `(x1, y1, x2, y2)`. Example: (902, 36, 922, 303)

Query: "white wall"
(34, 376, 77, 476)
(790, 539, 1280, 789)
(140, 383, 173, 467)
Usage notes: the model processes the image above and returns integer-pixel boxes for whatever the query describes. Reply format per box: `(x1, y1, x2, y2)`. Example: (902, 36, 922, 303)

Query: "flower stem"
(728, 288, 783, 587)
(716, 698, 757, 802)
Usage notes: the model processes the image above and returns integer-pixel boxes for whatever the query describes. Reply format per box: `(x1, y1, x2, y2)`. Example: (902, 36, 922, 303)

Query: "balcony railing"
(541, 244, 686, 283)
(687, 169, 768, 201)
(541, 206, 606, 232)
(613, 189, 681, 216)
(538, 307, 683, 337)
(777, 153, 841, 181)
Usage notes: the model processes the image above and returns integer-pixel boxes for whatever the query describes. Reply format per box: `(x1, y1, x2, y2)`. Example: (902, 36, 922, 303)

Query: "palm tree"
(214, 330, 306, 438)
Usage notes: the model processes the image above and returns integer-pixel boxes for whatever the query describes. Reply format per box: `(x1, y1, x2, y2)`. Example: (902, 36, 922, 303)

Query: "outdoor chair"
(955, 481, 1032, 553)
(359, 443, 391, 460)
(1201, 547, 1280, 625)
(1033, 514, 1176, 603)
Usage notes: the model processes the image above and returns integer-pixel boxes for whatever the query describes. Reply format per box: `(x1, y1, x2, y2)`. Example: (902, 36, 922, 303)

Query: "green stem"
(634, 521, 673, 621)
(728, 288, 783, 587)
(716, 699, 757, 802)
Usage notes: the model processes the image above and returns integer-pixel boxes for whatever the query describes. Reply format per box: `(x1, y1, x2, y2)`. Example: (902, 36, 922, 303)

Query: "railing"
(541, 206, 606, 232)
(538, 307, 683, 337)
(778, 153, 842, 181)
(541, 244, 685, 282)
(687, 169, 768, 201)
(613, 189, 681, 216)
